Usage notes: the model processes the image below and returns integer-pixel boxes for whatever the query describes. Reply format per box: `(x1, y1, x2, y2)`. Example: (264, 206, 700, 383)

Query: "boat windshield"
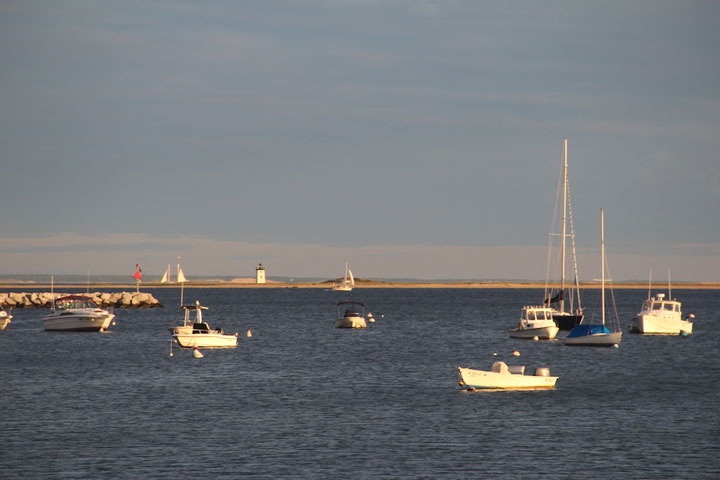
(55, 297, 98, 309)
(652, 302, 663, 311)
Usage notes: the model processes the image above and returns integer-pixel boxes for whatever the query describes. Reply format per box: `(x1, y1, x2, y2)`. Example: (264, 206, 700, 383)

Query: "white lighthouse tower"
(255, 263, 266, 284)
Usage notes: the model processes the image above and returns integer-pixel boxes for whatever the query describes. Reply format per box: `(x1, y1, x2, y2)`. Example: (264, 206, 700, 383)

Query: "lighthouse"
(256, 263, 266, 284)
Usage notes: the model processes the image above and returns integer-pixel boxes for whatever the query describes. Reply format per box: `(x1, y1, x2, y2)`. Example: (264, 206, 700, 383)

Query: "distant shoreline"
(1, 280, 718, 289)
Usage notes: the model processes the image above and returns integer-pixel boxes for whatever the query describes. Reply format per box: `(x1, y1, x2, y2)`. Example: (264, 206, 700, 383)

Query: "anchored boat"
(335, 301, 366, 328)
(171, 301, 238, 348)
(43, 295, 115, 332)
(563, 209, 622, 347)
(457, 362, 558, 390)
(629, 292, 693, 335)
(509, 306, 560, 339)
(0, 309, 12, 330)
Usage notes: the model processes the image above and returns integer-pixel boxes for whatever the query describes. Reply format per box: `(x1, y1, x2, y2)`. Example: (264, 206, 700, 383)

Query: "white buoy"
(492, 352, 498, 356)
(368, 312, 373, 318)
(532, 336, 539, 341)
(193, 347, 204, 358)
(512, 350, 520, 357)
(247, 329, 252, 338)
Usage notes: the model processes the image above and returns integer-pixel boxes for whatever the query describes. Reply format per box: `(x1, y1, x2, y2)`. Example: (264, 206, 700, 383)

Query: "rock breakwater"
(0, 291, 162, 308)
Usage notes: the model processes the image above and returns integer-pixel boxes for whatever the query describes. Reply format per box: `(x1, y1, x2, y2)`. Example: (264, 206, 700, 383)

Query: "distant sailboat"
(563, 209, 622, 347)
(160, 264, 170, 284)
(177, 258, 188, 305)
(332, 261, 354, 291)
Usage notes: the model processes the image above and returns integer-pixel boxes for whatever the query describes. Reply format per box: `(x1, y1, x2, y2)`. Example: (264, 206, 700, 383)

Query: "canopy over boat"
(566, 324, 611, 338)
(54, 295, 100, 309)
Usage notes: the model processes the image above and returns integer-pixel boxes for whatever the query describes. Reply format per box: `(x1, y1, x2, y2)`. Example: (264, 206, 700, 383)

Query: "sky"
(1, 0, 719, 281)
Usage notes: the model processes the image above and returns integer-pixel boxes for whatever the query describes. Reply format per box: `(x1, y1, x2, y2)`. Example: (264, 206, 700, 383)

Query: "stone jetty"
(0, 291, 162, 309)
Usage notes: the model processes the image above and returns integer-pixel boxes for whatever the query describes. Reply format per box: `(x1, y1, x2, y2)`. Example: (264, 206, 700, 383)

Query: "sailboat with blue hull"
(563, 208, 622, 347)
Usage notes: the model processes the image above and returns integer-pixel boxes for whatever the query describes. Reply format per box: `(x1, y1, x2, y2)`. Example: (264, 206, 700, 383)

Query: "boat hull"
(43, 312, 114, 332)
(629, 314, 692, 335)
(0, 313, 11, 331)
(457, 367, 557, 390)
(174, 333, 238, 348)
(562, 331, 622, 346)
(552, 312, 583, 330)
(509, 325, 559, 339)
(335, 316, 366, 328)
(331, 286, 352, 292)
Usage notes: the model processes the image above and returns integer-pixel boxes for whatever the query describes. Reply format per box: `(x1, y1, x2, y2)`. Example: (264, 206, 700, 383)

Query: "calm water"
(1, 287, 719, 479)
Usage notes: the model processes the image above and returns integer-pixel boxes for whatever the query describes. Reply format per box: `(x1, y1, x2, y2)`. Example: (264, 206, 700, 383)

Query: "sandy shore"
(1, 281, 718, 289)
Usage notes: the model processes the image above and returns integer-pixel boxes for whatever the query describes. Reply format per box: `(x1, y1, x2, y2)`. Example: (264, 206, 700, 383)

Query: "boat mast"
(647, 269, 652, 301)
(601, 208, 605, 326)
(560, 138, 568, 313)
(668, 269, 672, 300)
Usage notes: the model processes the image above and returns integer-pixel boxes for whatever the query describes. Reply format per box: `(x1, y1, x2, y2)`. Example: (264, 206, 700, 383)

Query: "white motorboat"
(335, 301, 366, 328)
(0, 309, 12, 330)
(563, 209, 622, 347)
(331, 261, 354, 291)
(629, 293, 693, 335)
(172, 301, 238, 348)
(43, 295, 115, 332)
(509, 306, 559, 339)
(457, 362, 558, 390)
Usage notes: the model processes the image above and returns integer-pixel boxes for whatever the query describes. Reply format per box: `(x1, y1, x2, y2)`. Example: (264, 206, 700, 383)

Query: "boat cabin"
(642, 293, 681, 314)
(191, 322, 222, 334)
(54, 295, 99, 310)
(521, 306, 554, 322)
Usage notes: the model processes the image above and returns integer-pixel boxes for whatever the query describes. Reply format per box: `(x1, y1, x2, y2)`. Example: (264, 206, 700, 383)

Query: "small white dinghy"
(458, 362, 558, 390)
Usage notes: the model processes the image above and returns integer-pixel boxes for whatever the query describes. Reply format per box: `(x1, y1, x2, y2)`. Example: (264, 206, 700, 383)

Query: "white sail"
(177, 266, 187, 283)
(348, 269, 355, 286)
(160, 265, 169, 283)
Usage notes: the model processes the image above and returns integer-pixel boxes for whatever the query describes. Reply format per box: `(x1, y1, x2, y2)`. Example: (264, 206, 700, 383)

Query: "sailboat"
(177, 259, 188, 305)
(161, 259, 187, 303)
(331, 261, 354, 291)
(542, 138, 584, 330)
(160, 264, 170, 283)
(563, 209, 622, 347)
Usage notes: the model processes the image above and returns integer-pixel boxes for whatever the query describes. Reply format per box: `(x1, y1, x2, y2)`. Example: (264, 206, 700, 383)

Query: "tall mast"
(601, 208, 605, 326)
(560, 138, 568, 313)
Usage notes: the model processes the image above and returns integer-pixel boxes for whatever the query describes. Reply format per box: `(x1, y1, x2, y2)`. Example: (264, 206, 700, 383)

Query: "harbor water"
(1, 287, 719, 478)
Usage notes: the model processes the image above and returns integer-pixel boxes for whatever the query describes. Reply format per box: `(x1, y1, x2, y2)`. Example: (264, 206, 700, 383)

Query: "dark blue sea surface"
(2, 287, 719, 479)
